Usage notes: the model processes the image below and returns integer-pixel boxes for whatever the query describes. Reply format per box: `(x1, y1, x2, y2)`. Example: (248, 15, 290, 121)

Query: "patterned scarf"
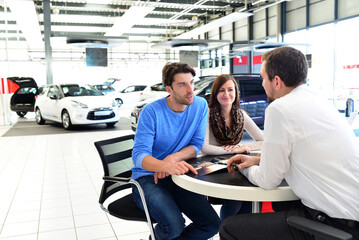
(209, 104, 244, 145)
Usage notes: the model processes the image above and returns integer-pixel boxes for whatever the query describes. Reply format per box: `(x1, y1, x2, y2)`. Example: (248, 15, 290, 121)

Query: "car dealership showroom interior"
(0, 0, 359, 239)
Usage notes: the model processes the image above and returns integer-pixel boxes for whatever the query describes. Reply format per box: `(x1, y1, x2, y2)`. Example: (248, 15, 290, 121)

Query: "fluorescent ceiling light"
(6, 0, 43, 49)
(86, 0, 113, 4)
(105, 6, 155, 37)
(175, 12, 252, 39)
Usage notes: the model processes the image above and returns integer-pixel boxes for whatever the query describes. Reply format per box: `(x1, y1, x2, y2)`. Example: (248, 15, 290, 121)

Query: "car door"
(121, 86, 140, 105)
(43, 85, 62, 121)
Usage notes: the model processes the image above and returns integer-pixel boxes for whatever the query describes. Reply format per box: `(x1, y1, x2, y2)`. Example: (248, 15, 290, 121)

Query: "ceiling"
(0, 0, 284, 51)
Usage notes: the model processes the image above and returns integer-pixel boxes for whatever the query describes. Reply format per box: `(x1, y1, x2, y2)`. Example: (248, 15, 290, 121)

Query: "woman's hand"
(222, 144, 250, 154)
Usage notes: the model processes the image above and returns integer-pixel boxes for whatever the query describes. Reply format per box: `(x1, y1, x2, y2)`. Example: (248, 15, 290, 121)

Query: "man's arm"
(142, 149, 197, 184)
(228, 106, 291, 190)
(188, 98, 208, 154)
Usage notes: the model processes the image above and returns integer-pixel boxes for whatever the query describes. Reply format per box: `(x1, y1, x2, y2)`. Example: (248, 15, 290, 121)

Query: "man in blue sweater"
(132, 62, 220, 240)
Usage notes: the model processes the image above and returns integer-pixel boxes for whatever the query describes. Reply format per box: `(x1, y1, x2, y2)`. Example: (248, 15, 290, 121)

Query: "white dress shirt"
(201, 110, 263, 156)
(241, 84, 359, 221)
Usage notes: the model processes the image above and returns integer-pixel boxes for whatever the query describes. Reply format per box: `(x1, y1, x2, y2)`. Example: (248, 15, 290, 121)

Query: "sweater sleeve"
(188, 97, 209, 155)
(132, 105, 156, 169)
(243, 111, 264, 151)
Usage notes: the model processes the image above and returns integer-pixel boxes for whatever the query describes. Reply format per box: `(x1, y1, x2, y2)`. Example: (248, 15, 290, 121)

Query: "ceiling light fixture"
(175, 12, 252, 39)
(105, 6, 155, 37)
(6, 0, 43, 48)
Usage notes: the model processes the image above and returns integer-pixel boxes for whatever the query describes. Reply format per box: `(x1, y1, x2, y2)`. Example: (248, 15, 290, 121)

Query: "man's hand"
(227, 154, 260, 174)
(154, 161, 197, 184)
(222, 145, 250, 154)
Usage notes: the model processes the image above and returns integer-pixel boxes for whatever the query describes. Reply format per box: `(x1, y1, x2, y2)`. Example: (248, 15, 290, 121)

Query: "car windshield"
(194, 78, 214, 91)
(150, 83, 166, 91)
(62, 84, 103, 97)
(17, 87, 37, 94)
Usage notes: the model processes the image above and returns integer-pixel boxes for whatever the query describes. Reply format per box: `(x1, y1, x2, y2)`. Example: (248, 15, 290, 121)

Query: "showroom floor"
(0, 114, 221, 240)
(1, 112, 358, 240)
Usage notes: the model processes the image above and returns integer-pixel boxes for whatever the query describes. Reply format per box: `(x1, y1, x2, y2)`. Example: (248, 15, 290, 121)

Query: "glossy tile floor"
(0, 114, 221, 240)
(2, 112, 357, 240)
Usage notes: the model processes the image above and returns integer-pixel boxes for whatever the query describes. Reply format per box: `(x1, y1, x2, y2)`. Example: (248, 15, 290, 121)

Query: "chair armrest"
(287, 216, 352, 240)
(103, 176, 131, 182)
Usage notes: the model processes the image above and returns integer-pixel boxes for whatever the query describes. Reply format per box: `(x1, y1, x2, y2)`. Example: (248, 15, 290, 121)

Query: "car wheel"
(16, 111, 27, 117)
(62, 110, 72, 130)
(106, 122, 117, 127)
(115, 98, 123, 107)
(35, 108, 45, 124)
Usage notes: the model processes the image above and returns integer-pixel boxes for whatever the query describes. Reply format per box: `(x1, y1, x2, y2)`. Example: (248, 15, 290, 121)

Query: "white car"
(139, 83, 169, 101)
(34, 84, 120, 129)
(109, 85, 147, 106)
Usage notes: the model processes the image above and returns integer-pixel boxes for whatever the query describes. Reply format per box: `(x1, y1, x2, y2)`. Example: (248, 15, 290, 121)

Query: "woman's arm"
(242, 110, 264, 151)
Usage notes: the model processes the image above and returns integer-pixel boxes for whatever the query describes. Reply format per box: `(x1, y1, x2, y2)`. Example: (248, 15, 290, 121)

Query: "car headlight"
(112, 99, 118, 107)
(71, 100, 88, 109)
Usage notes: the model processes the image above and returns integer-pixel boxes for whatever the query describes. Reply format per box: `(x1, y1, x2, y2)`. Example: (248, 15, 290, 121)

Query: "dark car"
(9, 77, 41, 117)
(196, 74, 268, 126)
(131, 74, 268, 131)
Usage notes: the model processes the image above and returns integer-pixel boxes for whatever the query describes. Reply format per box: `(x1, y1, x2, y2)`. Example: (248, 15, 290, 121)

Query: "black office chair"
(94, 134, 156, 240)
(287, 216, 353, 240)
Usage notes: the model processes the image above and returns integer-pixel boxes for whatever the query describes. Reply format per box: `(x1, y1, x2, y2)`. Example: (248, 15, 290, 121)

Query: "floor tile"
(74, 212, 110, 227)
(41, 197, 71, 209)
(112, 220, 150, 236)
(1, 220, 38, 238)
(5, 210, 39, 223)
(39, 216, 74, 232)
(38, 228, 76, 240)
(9, 200, 41, 213)
(116, 231, 151, 240)
(76, 223, 115, 240)
(72, 203, 101, 216)
(0, 233, 37, 240)
(39, 206, 73, 219)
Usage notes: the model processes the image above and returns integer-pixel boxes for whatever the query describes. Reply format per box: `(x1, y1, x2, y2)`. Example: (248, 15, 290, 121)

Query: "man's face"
(260, 61, 276, 104)
(167, 72, 194, 106)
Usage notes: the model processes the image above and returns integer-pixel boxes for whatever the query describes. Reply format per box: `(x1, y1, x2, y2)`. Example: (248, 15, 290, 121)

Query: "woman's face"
(216, 80, 236, 108)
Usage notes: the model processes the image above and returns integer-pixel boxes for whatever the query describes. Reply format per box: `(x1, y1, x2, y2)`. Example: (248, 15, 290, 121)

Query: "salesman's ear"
(165, 85, 172, 94)
(274, 75, 284, 90)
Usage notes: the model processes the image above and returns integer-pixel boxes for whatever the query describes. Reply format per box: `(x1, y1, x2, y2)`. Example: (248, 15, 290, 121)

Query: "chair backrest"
(94, 134, 135, 204)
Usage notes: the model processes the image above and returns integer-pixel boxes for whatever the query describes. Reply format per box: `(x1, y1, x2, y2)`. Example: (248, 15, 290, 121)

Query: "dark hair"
(262, 46, 308, 87)
(208, 74, 240, 108)
(162, 62, 196, 87)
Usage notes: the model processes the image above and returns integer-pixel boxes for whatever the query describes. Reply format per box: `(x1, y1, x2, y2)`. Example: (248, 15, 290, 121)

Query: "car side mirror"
(49, 94, 58, 100)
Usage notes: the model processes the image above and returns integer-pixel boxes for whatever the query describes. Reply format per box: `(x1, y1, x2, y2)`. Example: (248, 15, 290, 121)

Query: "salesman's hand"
(154, 161, 197, 184)
(227, 154, 260, 174)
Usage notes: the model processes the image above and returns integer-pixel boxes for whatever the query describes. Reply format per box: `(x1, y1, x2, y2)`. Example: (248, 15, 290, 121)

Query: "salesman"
(220, 46, 359, 240)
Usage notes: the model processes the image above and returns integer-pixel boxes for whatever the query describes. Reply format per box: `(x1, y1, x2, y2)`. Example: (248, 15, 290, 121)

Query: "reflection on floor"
(2, 114, 131, 137)
(0, 115, 221, 240)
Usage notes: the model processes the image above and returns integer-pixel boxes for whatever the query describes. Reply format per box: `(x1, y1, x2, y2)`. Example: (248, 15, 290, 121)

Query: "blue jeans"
(132, 175, 220, 240)
(220, 200, 252, 222)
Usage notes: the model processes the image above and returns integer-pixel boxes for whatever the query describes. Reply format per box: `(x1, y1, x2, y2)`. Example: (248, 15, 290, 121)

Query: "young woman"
(201, 74, 264, 221)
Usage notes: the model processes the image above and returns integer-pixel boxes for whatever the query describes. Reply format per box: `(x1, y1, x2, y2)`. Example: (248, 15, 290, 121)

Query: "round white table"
(172, 154, 299, 213)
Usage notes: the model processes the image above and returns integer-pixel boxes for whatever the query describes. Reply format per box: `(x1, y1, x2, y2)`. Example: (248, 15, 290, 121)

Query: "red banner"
(233, 56, 248, 65)
(253, 55, 262, 65)
(343, 64, 359, 69)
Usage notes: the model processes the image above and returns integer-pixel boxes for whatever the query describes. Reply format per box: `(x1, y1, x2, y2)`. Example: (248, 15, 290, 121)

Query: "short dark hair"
(162, 62, 196, 87)
(262, 46, 308, 87)
(209, 74, 240, 108)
